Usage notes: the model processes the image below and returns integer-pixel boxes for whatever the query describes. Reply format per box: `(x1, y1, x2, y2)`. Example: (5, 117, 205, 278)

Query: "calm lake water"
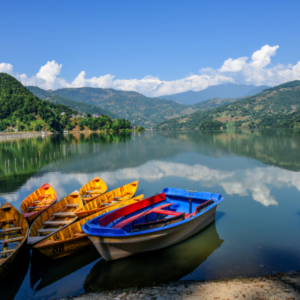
(1, 130, 300, 299)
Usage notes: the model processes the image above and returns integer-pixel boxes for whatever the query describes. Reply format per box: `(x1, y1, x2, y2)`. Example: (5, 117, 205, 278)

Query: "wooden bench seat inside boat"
(38, 228, 57, 233)
(0, 218, 14, 223)
(0, 227, 22, 233)
(43, 220, 71, 225)
(0, 249, 16, 255)
(65, 204, 79, 208)
(53, 212, 76, 217)
(2, 236, 24, 244)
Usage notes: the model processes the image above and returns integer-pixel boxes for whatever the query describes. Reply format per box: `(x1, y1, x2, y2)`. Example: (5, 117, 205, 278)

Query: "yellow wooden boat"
(76, 180, 139, 219)
(80, 177, 108, 204)
(33, 194, 144, 259)
(20, 183, 57, 224)
(28, 191, 84, 246)
(0, 202, 29, 277)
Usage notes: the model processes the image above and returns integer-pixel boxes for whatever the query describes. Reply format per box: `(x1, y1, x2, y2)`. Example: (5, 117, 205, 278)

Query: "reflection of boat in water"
(0, 246, 30, 300)
(84, 222, 223, 292)
(30, 247, 100, 291)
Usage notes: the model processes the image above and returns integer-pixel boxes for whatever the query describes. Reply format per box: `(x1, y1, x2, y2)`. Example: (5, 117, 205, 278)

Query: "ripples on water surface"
(0, 130, 300, 299)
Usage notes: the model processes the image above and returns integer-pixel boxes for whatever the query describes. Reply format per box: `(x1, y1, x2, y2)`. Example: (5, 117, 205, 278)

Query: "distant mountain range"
(154, 81, 300, 130)
(27, 86, 118, 118)
(159, 83, 270, 105)
(27, 86, 240, 128)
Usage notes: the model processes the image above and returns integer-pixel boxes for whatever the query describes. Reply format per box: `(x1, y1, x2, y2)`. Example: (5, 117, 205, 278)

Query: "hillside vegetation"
(28, 86, 117, 118)
(159, 83, 270, 105)
(154, 81, 300, 130)
(28, 86, 242, 128)
(0, 73, 134, 132)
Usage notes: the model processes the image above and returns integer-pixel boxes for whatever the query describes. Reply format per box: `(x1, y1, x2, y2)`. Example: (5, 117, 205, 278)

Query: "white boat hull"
(88, 205, 217, 261)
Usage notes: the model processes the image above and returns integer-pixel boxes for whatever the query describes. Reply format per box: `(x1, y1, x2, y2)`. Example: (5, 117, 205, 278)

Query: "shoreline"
(0, 132, 46, 141)
(64, 271, 300, 300)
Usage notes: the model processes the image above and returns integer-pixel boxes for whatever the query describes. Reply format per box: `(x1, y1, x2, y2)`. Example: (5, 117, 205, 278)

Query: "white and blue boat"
(82, 188, 224, 261)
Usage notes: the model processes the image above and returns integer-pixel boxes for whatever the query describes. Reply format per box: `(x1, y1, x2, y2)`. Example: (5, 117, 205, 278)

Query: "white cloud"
(1, 44, 300, 96)
(0, 63, 13, 74)
(3, 161, 300, 207)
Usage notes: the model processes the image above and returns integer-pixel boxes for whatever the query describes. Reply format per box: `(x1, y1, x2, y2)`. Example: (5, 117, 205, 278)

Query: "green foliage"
(28, 86, 117, 118)
(0, 73, 133, 133)
(155, 80, 300, 130)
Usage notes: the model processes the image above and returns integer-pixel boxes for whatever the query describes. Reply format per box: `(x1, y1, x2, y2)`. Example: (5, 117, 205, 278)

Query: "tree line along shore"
(0, 73, 144, 134)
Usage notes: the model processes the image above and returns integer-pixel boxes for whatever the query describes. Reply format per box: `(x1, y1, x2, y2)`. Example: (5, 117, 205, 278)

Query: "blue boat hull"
(87, 204, 217, 261)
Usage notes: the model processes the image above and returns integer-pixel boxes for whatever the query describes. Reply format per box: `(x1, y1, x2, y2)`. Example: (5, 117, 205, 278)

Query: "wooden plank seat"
(0, 249, 16, 255)
(65, 204, 79, 208)
(0, 227, 22, 233)
(44, 220, 71, 225)
(33, 200, 54, 204)
(73, 232, 86, 237)
(1, 236, 24, 244)
(86, 189, 105, 194)
(27, 205, 49, 209)
(38, 228, 57, 233)
(36, 194, 51, 200)
(53, 212, 76, 217)
(0, 218, 14, 223)
(113, 203, 174, 229)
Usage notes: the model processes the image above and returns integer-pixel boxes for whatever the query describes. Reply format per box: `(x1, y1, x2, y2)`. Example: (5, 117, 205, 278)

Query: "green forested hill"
(27, 86, 242, 128)
(0, 73, 77, 132)
(49, 87, 187, 128)
(28, 86, 117, 118)
(0, 73, 133, 132)
(154, 80, 300, 130)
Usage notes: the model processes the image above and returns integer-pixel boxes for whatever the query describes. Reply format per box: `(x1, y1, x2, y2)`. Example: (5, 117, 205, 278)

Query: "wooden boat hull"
(34, 235, 92, 259)
(88, 205, 217, 261)
(0, 203, 29, 277)
(34, 194, 144, 259)
(20, 183, 57, 224)
(28, 190, 83, 246)
(84, 222, 223, 292)
(79, 177, 108, 204)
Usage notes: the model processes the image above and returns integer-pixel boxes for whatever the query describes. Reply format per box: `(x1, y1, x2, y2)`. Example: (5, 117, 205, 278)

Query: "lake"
(1, 129, 300, 299)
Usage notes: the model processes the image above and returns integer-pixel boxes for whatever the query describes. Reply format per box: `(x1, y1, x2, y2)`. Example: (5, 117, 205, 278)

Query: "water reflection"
(1, 130, 300, 299)
(30, 248, 100, 291)
(160, 129, 300, 171)
(84, 222, 223, 291)
(0, 247, 30, 300)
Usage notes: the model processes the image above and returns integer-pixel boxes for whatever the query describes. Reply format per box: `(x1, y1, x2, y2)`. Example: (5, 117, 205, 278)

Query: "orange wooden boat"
(28, 190, 83, 246)
(20, 183, 57, 224)
(0, 202, 29, 277)
(76, 181, 138, 219)
(79, 177, 108, 204)
(33, 194, 144, 259)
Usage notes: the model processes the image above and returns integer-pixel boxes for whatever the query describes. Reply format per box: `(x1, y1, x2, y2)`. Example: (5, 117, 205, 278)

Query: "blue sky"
(1, 0, 300, 96)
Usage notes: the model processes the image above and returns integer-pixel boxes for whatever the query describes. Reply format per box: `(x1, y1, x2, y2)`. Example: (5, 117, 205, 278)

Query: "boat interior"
(29, 191, 83, 242)
(76, 181, 139, 217)
(89, 192, 214, 233)
(0, 203, 27, 262)
(34, 195, 144, 249)
(21, 184, 56, 214)
(80, 177, 107, 203)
